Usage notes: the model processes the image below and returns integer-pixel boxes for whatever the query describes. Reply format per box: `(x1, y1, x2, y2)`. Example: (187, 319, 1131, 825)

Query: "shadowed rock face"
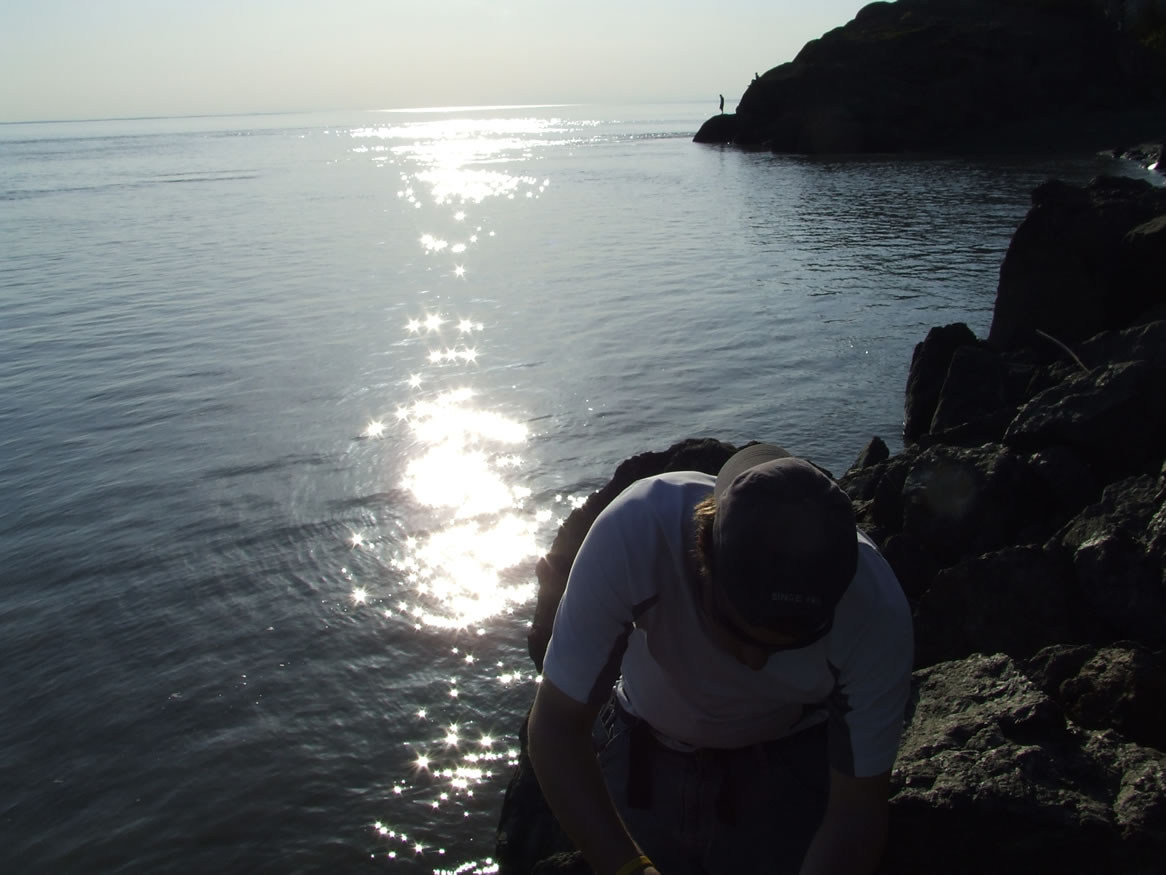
(887, 654, 1166, 875)
(495, 177, 1166, 873)
(989, 177, 1166, 348)
(693, 0, 1166, 154)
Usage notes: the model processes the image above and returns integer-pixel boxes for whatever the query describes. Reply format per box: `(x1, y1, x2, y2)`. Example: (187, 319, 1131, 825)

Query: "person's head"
(693, 444, 858, 661)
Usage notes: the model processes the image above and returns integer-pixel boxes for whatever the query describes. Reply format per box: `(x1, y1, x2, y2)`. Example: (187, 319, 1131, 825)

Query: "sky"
(0, 0, 872, 123)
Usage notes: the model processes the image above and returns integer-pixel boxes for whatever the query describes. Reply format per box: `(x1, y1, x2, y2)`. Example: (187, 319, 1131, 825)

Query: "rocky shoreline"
(493, 175, 1166, 873)
(693, 0, 1166, 158)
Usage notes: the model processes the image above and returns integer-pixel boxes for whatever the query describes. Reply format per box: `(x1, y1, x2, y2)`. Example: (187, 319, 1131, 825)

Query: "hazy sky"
(0, 0, 871, 122)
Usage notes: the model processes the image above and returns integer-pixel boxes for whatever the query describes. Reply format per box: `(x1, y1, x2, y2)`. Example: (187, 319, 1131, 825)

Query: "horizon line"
(372, 103, 579, 114)
(0, 99, 713, 127)
(0, 108, 307, 127)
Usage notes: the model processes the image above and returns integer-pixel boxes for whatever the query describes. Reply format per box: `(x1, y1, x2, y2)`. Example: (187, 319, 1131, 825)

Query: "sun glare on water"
(390, 382, 539, 629)
(340, 110, 601, 872)
(341, 116, 569, 632)
(357, 318, 545, 633)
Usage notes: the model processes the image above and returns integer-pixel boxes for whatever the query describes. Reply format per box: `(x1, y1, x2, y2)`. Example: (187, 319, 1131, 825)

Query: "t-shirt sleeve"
(827, 544, 915, 777)
(540, 495, 650, 707)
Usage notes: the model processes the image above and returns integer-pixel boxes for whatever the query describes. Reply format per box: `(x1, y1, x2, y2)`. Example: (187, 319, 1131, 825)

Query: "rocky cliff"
(493, 174, 1166, 873)
(694, 0, 1166, 155)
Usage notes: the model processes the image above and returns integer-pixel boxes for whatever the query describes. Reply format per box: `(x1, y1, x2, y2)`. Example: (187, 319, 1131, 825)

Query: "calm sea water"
(0, 103, 1155, 874)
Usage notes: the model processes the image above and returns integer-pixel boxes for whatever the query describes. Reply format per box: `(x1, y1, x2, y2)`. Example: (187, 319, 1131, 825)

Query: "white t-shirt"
(541, 471, 914, 777)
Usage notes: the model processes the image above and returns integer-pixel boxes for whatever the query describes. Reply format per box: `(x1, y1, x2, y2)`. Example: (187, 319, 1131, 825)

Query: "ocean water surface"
(0, 103, 1154, 874)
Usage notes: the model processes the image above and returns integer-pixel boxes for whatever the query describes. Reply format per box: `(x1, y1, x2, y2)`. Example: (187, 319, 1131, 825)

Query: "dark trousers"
(593, 699, 829, 875)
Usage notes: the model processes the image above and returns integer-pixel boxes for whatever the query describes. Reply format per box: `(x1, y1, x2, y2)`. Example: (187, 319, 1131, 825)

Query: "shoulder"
(829, 531, 914, 667)
(570, 471, 712, 598)
(824, 532, 914, 775)
(607, 470, 715, 511)
(585, 471, 714, 539)
(847, 531, 911, 623)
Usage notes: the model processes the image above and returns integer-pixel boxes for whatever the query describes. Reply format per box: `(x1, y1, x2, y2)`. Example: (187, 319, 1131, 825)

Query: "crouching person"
(528, 444, 913, 875)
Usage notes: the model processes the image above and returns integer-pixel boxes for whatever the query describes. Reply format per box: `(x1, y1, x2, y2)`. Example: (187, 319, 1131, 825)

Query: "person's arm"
(527, 677, 660, 875)
(797, 769, 890, 875)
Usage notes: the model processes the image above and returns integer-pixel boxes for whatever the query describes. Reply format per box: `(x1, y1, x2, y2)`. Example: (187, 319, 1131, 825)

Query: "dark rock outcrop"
(496, 176, 1166, 873)
(694, 0, 1166, 154)
(903, 323, 979, 441)
(989, 176, 1166, 349)
(1024, 642, 1166, 751)
(1106, 141, 1165, 173)
(887, 653, 1166, 875)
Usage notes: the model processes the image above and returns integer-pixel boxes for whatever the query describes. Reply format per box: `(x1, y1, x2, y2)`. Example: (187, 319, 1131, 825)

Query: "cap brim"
(714, 443, 792, 499)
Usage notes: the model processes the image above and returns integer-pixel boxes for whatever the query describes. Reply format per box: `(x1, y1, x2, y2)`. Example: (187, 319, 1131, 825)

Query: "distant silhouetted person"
(719, 94, 725, 113)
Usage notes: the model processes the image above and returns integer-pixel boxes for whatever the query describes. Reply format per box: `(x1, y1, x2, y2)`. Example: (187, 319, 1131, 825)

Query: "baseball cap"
(711, 444, 858, 629)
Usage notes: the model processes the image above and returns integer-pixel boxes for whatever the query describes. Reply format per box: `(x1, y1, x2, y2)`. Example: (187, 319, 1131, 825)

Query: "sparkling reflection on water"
(342, 114, 584, 872)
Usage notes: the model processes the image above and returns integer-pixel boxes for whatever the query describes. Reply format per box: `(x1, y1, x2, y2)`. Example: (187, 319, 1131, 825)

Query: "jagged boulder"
(912, 546, 1078, 667)
(897, 179, 1166, 465)
(903, 323, 978, 442)
(849, 435, 891, 470)
(885, 653, 1166, 875)
(925, 342, 1017, 436)
(1057, 471, 1166, 645)
(899, 443, 1054, 563)
(1023, 642, 1166, 751)
(1077, 318, 1166, 368)
(988, 176, 1166, 350)
(1004, 359, 1166, 479)
(1107, 141, 1165, 172)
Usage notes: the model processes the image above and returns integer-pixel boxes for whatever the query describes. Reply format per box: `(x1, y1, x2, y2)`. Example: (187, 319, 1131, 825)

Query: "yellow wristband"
(614, 855, 653, 875)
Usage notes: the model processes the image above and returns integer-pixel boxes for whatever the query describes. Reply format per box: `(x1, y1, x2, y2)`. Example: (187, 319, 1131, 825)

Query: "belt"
(609, 696, 827, 826)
